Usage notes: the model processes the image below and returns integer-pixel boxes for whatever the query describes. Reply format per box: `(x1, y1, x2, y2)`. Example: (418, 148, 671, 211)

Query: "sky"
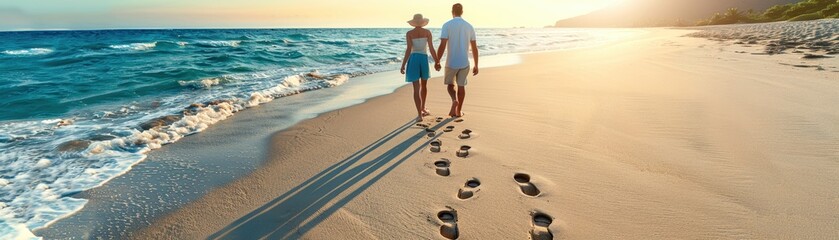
(0, 0, 624, 30)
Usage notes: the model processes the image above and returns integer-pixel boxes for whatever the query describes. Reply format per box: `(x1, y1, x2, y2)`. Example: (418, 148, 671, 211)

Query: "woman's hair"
(452, 3, 463, 16)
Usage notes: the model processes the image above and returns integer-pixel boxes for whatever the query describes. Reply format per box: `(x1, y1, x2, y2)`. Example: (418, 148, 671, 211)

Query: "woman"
(401, 13, 440, 122)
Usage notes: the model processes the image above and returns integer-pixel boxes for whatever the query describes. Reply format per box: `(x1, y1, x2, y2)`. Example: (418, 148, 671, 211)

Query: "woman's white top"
(411, 38, 428, 54)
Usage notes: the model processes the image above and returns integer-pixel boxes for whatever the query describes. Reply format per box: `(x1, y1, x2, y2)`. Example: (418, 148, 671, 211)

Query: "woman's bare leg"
(412, 81, 424, 122)
(420, 79, 429, 116)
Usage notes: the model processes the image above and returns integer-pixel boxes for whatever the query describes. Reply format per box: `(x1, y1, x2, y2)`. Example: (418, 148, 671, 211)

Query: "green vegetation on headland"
(696, 0, 839, 26)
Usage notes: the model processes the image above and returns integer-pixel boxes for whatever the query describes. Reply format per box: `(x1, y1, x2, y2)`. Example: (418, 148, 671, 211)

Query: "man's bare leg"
(447, 84, 458, 117)
(456, 86, 466, 117)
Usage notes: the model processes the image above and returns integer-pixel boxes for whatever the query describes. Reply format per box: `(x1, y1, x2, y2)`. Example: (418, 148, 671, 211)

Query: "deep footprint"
(514, 173, 541, 196)
(444, 126, 455, 132)
(430, 140, 442, 153)
(436, 117, 444, 122)
(457, 178, 481, 199)
(530, 212, 554, 240)
(425, 127, 436, 137)
(434, 159, 451, 176)
(438, 209, 459, 239)
(458, 129, 472, 139)
(456, 145, 471, 158)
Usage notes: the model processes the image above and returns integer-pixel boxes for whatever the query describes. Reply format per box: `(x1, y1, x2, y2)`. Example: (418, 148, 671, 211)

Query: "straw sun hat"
(407, 14, 429, 27)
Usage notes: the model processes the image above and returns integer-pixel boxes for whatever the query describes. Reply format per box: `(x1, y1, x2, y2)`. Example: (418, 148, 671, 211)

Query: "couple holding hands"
(400, 3, 479, 122)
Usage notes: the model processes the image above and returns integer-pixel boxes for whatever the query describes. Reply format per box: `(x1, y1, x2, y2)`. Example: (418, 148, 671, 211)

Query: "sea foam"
(195, 40, 241, 47)
(178, 77, 224, 89)
(0, 70, 350, 238)
(109, 42, 157, 51)
(2, 48, 53, 56)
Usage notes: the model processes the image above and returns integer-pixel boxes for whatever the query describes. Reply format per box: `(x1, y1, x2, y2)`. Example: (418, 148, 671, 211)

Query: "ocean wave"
(178, 77, 227, 89)
(234, 35, 255, 41)
(228, 66, 257, 73)
(109, 42, 157, 51)
(0, 70, 350, 237)
(246, 71, 348, 107)
(317, 40, 352, 46)
(153, 41, 189, 49)
(195, 40, 241, 47)
(286, 33, 315, 40)
(2, 48, 53, 56)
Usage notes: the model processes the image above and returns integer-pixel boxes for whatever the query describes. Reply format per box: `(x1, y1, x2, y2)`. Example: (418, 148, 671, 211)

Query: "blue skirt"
(405, 53, 430, 82)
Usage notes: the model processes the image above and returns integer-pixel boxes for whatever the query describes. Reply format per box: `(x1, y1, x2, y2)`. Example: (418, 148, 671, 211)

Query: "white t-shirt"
(440, 17, 476, 69)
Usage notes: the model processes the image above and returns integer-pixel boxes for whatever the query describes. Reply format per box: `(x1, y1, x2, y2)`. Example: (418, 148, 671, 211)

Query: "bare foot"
(422, 109, 431, 116)
(448, 101, 459, 117)
(416, 116, 424, 123)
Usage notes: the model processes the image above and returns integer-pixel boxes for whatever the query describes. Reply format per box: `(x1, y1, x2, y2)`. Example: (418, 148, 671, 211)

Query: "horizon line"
(0, 25, 550, 33)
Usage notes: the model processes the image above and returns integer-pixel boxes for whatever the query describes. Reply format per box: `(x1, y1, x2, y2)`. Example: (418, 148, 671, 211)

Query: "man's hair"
(452, 3, 463, 16)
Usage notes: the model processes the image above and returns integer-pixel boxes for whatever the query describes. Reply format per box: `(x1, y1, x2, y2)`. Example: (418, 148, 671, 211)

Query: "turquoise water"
(0, 29, 403, 121)
(0, 28, 637, 238)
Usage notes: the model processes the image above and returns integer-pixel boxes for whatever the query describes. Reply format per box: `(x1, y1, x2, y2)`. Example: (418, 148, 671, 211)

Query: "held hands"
(434, 62, 442, 72)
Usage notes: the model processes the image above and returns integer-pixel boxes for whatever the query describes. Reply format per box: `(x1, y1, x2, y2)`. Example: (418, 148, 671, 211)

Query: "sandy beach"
(117, 25, 839, 240)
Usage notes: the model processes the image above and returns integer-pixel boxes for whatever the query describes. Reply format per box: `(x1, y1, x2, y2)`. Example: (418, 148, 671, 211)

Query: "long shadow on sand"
(209, 119, 451, 239)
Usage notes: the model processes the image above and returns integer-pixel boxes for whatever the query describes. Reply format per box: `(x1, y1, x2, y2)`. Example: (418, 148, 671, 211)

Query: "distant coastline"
(553, 0, 838, 28)
(695, 0, 839, 26)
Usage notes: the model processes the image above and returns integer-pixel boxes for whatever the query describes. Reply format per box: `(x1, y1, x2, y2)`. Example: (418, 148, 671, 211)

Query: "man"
(436, 3, 478, 118)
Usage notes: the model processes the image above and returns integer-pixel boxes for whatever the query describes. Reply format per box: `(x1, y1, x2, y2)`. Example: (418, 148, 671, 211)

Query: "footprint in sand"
(437, 208, 459, 239)
(436, 117, 444, 122)
(514, 173, 541, 197)
(458, 129, 472, 139)
(443, 125, 455, 132)
(456, 145, 471, 158)
(416, 123, 430, 128)
(530, 212, 554, 240)
(453, 118, 464, 123)
(457, 178, 481, 199)
(430, 139, 442, 153)
(425, 127, 436, 137)
(434, 159, 451, 176)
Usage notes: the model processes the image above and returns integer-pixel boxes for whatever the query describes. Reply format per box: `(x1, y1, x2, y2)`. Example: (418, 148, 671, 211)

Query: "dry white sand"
(135, 28, 839, 239)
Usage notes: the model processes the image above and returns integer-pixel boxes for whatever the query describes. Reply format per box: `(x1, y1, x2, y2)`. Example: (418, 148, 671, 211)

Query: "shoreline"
(31, 51, 547, 238)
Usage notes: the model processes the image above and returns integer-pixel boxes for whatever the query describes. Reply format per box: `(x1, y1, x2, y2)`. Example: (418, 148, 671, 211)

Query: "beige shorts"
(444, 66, 470, 86)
